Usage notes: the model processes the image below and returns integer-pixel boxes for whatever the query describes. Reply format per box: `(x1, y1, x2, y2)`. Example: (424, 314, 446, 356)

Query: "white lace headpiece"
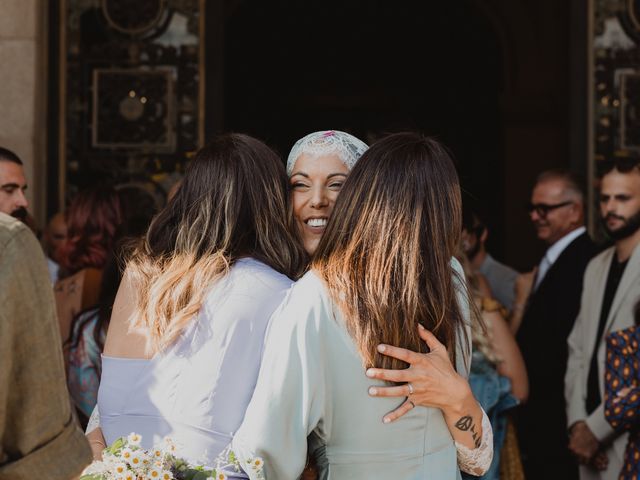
(286, 130, 368, 176)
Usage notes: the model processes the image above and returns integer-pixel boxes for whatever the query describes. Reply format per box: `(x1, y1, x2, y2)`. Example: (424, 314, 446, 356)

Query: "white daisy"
(127, 432, 142, 446)
(146, 466, 163, 479)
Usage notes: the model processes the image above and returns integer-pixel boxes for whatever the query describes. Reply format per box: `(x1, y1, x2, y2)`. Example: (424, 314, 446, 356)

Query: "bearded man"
(0, 147, 28, 221)
(566, 158, 640, 480)
(461, 205, 519, 309)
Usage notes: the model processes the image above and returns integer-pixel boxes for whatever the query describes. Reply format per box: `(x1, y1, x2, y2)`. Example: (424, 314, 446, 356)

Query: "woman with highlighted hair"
(86, 134, 306, 465)
(234, 132, 492, 478)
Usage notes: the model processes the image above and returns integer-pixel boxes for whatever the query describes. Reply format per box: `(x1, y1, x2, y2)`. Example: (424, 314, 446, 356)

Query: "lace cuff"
(455, 407, 494, 476)
(86, 405, 101, 434)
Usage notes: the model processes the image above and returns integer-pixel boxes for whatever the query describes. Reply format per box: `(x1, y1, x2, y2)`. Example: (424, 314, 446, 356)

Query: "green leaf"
(193, 472, 213, 480)
(105, 437, 125, 455)
(181, 468, 214, 480)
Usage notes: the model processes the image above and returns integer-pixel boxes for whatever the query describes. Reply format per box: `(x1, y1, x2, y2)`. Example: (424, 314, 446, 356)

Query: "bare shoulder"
(54, 270, 85, 297)
(54, 270, 85, 342)
(103, 269, 149, 358)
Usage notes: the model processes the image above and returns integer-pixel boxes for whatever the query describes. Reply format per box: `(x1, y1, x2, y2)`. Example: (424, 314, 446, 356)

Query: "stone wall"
(0, 0, 47, 226)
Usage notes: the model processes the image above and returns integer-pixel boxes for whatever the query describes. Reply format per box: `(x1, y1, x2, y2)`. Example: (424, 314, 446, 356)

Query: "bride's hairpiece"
(286, 130, 368, 176)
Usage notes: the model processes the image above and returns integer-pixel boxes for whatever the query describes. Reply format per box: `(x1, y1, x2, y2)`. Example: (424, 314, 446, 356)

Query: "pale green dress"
(233, 265, 473, 479)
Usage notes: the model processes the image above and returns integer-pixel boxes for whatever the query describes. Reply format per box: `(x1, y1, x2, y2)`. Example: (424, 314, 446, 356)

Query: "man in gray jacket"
(566, 159, 640, 480)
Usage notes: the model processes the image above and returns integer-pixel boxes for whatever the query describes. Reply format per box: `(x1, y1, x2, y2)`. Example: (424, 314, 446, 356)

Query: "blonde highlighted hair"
(127, 134, 307, 351)
(313, 132, 468, 370)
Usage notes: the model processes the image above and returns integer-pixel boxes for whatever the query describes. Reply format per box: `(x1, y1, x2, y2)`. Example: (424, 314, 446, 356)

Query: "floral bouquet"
(81, 432, 264, 480)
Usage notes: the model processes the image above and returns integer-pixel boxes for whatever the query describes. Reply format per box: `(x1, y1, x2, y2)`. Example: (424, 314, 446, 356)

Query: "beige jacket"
(0, 213, 91, 479)
(565, 244, 640, 480)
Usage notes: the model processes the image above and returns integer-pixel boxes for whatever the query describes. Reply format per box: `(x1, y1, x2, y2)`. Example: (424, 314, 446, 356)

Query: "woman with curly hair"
(54, 187, 122, 353)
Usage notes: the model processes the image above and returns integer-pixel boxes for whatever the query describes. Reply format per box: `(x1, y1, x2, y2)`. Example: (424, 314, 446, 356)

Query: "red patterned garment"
(604, 325, 640, 480)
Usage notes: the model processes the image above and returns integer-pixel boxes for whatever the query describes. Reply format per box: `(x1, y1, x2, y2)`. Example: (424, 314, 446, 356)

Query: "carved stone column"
(0, 0, 48, 226)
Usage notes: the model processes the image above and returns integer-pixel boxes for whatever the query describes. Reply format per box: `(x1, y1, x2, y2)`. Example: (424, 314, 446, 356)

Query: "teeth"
(307, 218, 327, 227)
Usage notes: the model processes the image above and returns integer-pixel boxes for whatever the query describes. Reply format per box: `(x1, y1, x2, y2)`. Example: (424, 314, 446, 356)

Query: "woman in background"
(67, 186, 158, 427)
(457, 224, 528, 479)
(55, 187, 122, 353)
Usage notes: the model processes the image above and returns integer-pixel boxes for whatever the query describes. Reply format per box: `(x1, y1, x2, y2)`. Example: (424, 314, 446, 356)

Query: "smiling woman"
(286, 130, 368, 255)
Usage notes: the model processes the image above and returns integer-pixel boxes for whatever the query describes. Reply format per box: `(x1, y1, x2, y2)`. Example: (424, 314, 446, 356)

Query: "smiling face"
(290, 153, 349, 255)
(529, 178, 581, 245)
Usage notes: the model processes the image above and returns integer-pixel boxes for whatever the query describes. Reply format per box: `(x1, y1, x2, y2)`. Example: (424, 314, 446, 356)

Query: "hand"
(568, 421, 600, 464)
(610, 386, 634, 406)
(366, 324, 472, 423)
(590, 450, 609, 471)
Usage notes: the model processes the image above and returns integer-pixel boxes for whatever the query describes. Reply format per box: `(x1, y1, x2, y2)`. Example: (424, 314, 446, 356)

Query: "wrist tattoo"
(455, 415, 482, 448)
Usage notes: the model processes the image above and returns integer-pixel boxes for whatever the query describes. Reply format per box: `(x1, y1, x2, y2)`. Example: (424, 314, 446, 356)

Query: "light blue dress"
(97, 258, 293, 466)
(233, 268, 472, 479)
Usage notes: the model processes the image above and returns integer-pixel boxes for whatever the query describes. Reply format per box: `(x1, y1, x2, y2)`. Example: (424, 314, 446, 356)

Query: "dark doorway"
(214, 0, 506, 254)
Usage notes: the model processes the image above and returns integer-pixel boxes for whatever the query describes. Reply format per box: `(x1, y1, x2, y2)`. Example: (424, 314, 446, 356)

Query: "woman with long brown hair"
(233, 132, 491, 479)
(87, 134, 306, 465)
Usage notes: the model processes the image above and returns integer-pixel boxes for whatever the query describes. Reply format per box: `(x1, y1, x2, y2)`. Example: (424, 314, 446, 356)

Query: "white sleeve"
(86, 405, 100, 434)
(451, 257, 493, 474)
(232, 288, 326, 480)
(455, 408, 494, 476)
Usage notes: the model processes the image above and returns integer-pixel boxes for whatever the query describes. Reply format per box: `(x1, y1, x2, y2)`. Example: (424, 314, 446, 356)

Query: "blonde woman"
(233, 133, 492, 478)
(87, 134, 306, 464)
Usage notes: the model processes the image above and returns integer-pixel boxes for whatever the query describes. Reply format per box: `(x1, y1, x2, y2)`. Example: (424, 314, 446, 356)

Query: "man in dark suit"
(514, 170, 600, 480)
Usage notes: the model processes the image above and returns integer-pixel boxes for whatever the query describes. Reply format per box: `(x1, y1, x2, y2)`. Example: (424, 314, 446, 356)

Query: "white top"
(47, 257, 60, 284)
(534, 226, 586, 290)
(97, 258, 293, 466)
(233, 262, 488, 479)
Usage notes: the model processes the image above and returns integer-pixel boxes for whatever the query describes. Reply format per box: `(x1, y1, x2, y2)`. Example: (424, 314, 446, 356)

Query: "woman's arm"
(232, 289, 326, 479)
(85, 406, 106, 460)
(367, 325, 493, 475)
(484, 309, 529, 401)
(508, 270, 535, 334)
(86, 427, 107, 461)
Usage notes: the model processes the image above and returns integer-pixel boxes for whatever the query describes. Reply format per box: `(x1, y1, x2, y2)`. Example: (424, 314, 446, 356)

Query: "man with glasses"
(515, 169, 599, 480)
(566, 157, 640, 480)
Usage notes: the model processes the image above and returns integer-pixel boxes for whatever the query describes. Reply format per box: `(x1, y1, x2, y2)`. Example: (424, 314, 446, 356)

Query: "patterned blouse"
(67, 308, 104, 423)
(604, 325, 640, 480)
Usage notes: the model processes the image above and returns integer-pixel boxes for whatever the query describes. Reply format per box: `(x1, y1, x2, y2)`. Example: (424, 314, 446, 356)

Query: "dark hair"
(462, 202, 486, 235)
(0, 147, 23, 165)
(127, 133, 307, 350)
(596, 151, 640, 178)
(313, 132, 468, 370)
(116, 185, 158, 240)
(60, 187, 122, 275)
